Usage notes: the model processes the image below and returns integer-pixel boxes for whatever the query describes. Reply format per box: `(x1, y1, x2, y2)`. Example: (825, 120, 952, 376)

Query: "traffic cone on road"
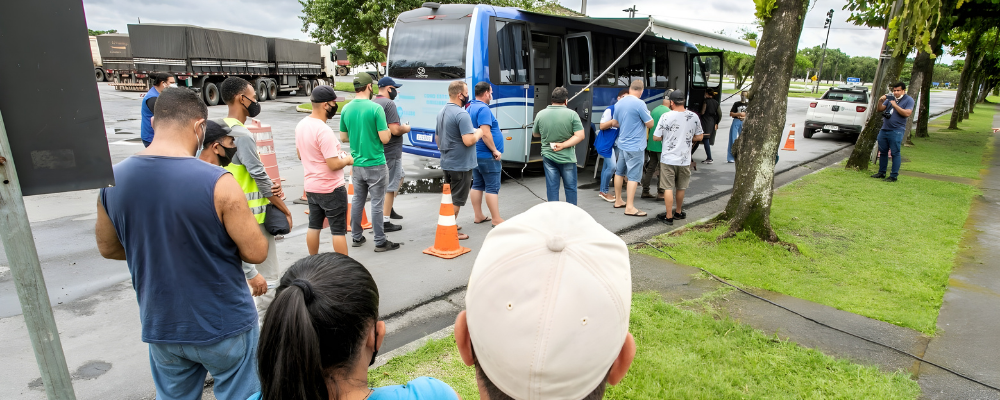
(424, 184, 471, 259)
(781, 123, 797, 151)
(346, 182, 373, 232)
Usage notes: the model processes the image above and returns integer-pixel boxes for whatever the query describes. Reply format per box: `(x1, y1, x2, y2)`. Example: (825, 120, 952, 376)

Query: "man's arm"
(378, 129, 392, 144)
(642, 108, 655, 129)
(460, 113, 484, 146)
(233, 134, 274, 196)
(553, 129, 585, 151)
(461, 128, 484, 146)
(892, 100, 913, 117)
(877, 95, 888, 112)
(325, 152, 353, 171)
(216, 173, 268, 264)
(388, 123, 411, 136)
(95, 199, 126, 260)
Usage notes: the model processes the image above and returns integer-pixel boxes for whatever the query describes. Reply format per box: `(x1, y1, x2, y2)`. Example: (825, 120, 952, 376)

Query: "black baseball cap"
(311, 85, 341, 103)
(203, 120, 232, 147)
(668, 90, 686, 102)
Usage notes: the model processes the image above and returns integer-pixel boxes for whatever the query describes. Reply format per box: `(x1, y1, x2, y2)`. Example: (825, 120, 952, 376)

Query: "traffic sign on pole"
(847, 77, 861, 84)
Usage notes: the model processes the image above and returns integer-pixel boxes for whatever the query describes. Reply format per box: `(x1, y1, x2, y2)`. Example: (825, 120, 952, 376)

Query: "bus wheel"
(203, 82, 220, 106)
(267, 80, 278, 100)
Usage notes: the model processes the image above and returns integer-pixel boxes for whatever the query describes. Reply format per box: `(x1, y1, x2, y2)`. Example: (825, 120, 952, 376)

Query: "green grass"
(334, 81, 354, 92)
(644, 168, 979, 334)
(905, 106, 996, 179)
(369, 293, 920, 399)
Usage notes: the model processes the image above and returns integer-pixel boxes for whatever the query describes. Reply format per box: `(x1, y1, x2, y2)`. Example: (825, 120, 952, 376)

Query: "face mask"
(243, 95, 261, 118)
(460, 94, 469, 107)
(169, 83, 177, 88)
(325, 102, 338, 118)
(388, 87, 398, 100)
(193, 122, 206, 158)
(217, 144, 237, 167)
(369, 84, 375, 100)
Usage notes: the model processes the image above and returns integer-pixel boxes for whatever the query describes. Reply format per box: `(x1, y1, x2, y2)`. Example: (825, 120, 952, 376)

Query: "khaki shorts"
(659, 164, 691, 191)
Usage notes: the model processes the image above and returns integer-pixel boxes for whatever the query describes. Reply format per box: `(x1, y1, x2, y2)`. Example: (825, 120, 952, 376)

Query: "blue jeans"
(877, 128, 904, 178)
(471, 158, 502, 194)
(600, 149, 617, 194)
(692, 140, 713, 161)
(148, 324, 260, 400)
(543, 157, 578, 205)
(727, 119, 743, 163)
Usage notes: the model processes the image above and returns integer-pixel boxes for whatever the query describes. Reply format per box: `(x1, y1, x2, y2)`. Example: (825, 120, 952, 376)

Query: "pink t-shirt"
(295, 117, 345, 193)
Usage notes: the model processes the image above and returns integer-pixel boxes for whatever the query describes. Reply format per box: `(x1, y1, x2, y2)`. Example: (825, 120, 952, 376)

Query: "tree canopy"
(87, 29, 117, 36)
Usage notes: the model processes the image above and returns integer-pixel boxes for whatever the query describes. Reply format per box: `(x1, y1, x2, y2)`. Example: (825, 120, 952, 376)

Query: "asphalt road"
(0, 83, 957, 399)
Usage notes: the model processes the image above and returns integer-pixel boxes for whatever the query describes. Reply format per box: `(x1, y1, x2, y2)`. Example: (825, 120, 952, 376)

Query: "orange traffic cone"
(781, 123, 797, 151)
(347, 181, 373, 232)
(424, 184, 471, 259)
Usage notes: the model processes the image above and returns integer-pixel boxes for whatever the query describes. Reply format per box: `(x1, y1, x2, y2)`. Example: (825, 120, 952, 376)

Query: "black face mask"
(217, 144, 237, 167)
(388, 87, 398, 101)
(243, 95, 261, 118)
(460, 94, 469, 107)
(326, 102, 338, 117)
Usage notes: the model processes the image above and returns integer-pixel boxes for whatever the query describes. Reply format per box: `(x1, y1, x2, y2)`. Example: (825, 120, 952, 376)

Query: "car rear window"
(822, 90, 868, 103)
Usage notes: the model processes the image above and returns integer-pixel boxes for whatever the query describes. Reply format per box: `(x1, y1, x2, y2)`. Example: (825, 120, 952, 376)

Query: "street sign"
(932, 82, 940, 87)
(846, 77, 861, 83)
(811, 75, 818, 82)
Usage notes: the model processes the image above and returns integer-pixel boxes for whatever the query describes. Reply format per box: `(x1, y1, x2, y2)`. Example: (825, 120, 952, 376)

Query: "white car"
(804, 86, 872, 139)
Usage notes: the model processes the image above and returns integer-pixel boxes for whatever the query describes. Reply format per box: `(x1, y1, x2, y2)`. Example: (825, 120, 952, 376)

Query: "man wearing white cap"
(454, 202, 636, 400)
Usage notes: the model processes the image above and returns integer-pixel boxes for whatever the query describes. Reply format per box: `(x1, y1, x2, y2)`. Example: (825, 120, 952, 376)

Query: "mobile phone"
(550, 143, 558, 150)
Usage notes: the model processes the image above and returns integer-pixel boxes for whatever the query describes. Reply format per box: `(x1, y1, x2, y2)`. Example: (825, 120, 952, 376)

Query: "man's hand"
(492, 150, 502, 161)
(284, 211, 294, 230)
(248, 273, 267, 296)
(879, 94, 887, 102)
(552, 142, 565, 152)
(890, 99, 897, 107)
(271, 180, 284, 198)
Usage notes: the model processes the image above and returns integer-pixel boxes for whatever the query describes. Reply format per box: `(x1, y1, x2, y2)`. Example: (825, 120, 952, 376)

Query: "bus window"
(691, 56, 707, 87)
(496, 21, 530, 83)
(387, 19, 470, 80)
(614, 38, 630, 86)
(627, 46, 645, 85)
(566, 36, 591, 84)
(593, 35, 616, 85)
(645, 43, 668, 88)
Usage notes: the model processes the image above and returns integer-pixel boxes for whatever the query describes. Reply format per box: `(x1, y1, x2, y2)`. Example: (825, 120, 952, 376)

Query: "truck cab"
(804, 86, 870, 140)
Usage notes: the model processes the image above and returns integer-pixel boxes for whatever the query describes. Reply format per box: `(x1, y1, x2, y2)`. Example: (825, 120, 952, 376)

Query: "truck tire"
(267, 80, 278, 101)
(95, 68, 106, 82)
(256, 80, 267, 101)
(203, 82, 220, 106)
(803, 129, 814, 139)
(303, 80, 313, 96)
(337, 66, 349, 76)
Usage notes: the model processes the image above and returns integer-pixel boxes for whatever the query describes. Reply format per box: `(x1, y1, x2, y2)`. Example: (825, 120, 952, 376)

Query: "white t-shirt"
(600, 108, 614, 124)
(653, 110, 704, 166)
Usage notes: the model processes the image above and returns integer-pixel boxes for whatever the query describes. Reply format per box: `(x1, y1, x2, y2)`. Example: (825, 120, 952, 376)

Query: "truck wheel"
(267, 80, 278, 101)
(95, 68, 106, 82)
(337, 66, 349, 76)
(256, 80, 267, 101)
(303, 80, 313, 96)
(803, 129, 814, 139)
(203, 82, 220, 106)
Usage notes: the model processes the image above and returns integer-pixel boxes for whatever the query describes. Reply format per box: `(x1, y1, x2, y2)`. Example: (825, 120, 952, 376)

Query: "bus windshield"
(388, 19, 470, 80)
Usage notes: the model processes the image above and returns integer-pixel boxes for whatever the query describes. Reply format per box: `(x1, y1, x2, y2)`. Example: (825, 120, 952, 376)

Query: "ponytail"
(258, 284, 329, 400)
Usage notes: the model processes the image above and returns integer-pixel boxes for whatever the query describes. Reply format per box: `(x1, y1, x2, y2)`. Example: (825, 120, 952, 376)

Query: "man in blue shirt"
(468, 81, 505, 226)
(610, 79, 654, 217)
(139, 73, 175, 147)
(436, 80, 483, 240)
(871, 82, 914, 182)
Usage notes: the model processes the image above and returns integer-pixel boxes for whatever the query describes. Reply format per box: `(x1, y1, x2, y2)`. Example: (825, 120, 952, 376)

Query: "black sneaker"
(375, 240, 402, 252)
(383, 221, 402, 232)
(656, 212, 674, 225)
(352, 236, 367, 247)
(883, 177, 898, 182)
(390, 208, 403, 219)
(870, 173, 886, 179)
(673, 210, 687, 220)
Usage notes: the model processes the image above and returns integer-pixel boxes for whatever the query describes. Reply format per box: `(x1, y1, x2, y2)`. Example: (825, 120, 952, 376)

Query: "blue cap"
(378, 76, 403, 88)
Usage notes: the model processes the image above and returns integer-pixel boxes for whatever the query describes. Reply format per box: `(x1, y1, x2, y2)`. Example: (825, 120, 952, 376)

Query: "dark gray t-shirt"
(881, 94, 914, 131)
(373, 96, 403, 160)
(436, 103, 477, 171)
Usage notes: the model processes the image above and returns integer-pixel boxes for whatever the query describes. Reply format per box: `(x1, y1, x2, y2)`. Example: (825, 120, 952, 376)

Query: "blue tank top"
(100, 155, 257, 345)
(140, 87, 160, 142)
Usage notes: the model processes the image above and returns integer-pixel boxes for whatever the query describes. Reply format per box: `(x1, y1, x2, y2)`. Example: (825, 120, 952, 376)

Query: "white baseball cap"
(466, 202, 632, 400)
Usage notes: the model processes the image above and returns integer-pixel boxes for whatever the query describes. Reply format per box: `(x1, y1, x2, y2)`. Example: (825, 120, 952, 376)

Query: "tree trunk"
(949, 31, 983, 129)
(915, 48, 936, 137)
(904, 50, 931, 145)
(845, 51, 907, 170)
(718, 0, 808, 243)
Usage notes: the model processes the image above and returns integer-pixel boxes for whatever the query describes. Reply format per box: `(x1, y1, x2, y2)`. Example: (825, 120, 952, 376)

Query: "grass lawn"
(334, 81, 354, 92)
(644, 167, 979, 334)
(905, 105, 997, 179)
(369, 293, 920, 399)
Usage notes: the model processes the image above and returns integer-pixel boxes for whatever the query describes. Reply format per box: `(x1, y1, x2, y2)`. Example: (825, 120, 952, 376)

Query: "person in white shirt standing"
(652, 90, 704, 225)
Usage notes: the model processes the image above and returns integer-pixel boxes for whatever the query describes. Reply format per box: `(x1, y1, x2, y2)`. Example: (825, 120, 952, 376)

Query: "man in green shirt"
(340, 73, 400, 252)
(532, 87, 585, 205)
(642, 97, 670, 200)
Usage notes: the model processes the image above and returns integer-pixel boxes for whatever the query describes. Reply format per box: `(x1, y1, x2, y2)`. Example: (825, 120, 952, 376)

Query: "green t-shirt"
(340, 98, 389, 167)
(647, 104, 669, 153)
(533, 105, 584, 164)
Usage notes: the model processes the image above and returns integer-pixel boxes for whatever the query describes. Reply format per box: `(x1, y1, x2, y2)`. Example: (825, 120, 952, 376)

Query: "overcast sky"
(81, 0, 956, 63)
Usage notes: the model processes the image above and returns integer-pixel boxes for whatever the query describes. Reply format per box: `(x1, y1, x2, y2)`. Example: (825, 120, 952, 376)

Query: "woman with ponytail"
(248, 253, 460, 400)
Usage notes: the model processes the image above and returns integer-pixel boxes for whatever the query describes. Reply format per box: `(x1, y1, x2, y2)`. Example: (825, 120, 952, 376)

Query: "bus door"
(529, 33, 563, 163)
(564, 32, 595, 168)
(688, 52, 723, 115)
(490, 18, 533, 163)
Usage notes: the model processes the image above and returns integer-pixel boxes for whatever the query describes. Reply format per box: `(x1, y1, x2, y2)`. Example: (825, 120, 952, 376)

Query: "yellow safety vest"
(222, 118, 268, 224)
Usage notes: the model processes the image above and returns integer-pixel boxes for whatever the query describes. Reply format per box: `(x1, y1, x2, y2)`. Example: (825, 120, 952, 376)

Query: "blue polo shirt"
(612, 95, 653, 152)
(469, 99, 503, 159)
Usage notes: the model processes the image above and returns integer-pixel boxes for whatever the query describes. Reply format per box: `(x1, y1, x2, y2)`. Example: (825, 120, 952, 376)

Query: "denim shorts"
(307, 185, 348, 235)
(471, 158, 502, 195)
(615, 149, 644, 182)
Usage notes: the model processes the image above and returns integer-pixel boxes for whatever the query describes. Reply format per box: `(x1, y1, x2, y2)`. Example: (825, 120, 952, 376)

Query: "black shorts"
(443, 169, 473, 206)
(307, 186, 348, 235)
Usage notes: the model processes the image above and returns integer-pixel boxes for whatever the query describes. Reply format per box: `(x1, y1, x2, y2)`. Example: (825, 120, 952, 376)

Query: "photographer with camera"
(871, 82, 914, 182)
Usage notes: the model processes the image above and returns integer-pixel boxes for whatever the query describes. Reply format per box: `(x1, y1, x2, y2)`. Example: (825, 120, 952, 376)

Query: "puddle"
(398, 178, 445, 195)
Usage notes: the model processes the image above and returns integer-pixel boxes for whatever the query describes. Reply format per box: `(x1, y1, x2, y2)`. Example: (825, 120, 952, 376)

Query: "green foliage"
(725, 52, 756, 90)
(754, 0, 778, 21)
(87, 29, 117, 36)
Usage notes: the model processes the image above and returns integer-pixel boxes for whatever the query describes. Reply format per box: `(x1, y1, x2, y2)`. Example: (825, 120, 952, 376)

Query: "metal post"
(581, 0, 587, 15)
(814, 10, 834, 93)
(0, 110, 77, 400)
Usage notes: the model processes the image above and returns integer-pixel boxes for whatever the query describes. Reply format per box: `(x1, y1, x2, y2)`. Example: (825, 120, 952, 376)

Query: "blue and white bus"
(387, 3, 755, 167)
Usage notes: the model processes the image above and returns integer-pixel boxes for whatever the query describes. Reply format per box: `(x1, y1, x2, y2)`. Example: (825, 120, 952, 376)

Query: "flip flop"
(457, 233, 470, 240)
(613, 204, 626, 209)
(474, 216, 492, 224)
(624, 211, 648, 217)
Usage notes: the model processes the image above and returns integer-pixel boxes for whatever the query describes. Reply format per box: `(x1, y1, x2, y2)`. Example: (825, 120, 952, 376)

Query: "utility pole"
(623, 5, 637, 18)
(814, 9, 834, 93)
(581, 0, 587, 15)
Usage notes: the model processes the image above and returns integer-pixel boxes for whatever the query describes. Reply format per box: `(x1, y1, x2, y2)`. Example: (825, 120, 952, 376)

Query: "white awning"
(561, 16, 757, 55)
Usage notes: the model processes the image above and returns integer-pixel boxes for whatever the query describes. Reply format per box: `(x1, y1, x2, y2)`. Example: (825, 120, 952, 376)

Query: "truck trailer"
(95, 34, 144, 91)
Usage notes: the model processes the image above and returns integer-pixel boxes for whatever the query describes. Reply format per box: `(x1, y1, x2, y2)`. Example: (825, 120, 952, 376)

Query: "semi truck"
(108, 23, 336, 105)
(89, 36, 106, 82)
(95, 33, 146, 91)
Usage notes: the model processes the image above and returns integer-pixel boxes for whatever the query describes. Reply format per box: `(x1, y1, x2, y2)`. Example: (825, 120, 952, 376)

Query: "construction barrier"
(246, 118, 280, 181)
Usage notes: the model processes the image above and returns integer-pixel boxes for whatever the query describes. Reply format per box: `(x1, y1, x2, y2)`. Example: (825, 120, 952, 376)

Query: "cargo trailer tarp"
(96, 34, 133, 71)
(127, 24, 268, 74)
(267, 38, 321, 75)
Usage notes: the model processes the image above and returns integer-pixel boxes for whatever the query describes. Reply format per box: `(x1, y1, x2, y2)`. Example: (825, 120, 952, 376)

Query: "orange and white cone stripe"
(424, 183, 471, 259)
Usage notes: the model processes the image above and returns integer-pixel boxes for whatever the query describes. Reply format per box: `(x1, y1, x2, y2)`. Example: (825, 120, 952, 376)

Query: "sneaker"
(883, 177, 898, 182)
(375, 240, 402, 252)
(352, 236, 367, 247)
(640, 190, 654, 199)
(655, 212, 674, 225)
(673, 210, 687, 220)
(383, 221, 402, 232)
(390, 208, 403, 219)
(870, 173, 886, 179)
(702, 159, 714, 164)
